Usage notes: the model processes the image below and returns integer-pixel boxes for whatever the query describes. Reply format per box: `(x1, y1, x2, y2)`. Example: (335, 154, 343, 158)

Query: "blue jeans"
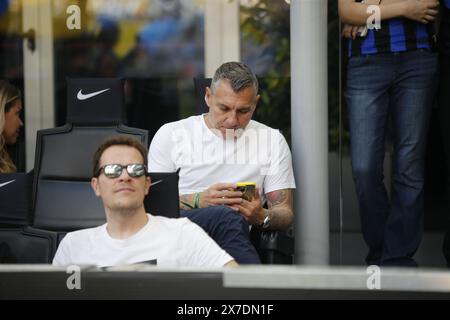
(180, 206, 261, 264)
(346, 50, 438, 266)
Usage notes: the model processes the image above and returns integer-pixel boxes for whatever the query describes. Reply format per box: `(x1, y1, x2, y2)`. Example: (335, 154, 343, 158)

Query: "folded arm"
(339, 0, 439, 25)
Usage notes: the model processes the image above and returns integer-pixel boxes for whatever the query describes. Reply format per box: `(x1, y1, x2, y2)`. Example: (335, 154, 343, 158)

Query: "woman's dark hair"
(0, 80, 21, 173)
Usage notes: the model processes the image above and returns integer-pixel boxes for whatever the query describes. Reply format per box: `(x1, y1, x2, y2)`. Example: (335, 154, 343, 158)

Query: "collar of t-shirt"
(101, 214, 152, 246)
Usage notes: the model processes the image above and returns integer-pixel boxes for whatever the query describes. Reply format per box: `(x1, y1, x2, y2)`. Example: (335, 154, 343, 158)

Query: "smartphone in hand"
(236, 182, 256, 201)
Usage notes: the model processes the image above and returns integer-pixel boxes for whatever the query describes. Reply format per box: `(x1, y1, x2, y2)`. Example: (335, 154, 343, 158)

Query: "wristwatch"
(260, 213, 271, 230)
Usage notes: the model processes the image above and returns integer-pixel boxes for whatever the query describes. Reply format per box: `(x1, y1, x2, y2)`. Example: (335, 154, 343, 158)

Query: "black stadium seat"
(0, 171, 33, 227)
(144, 171, 180, 219)
(0, 172, 55, 263)
(0, 227, 57, 263)
(32, 78, 148, 231)
(1, 78, 152, 263)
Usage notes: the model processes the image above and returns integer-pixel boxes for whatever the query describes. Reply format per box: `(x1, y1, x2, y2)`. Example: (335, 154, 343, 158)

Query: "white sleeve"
(180, 220, 234, 267)
(148, 124, 177, 172)
(264, 130, 296, 194)
(52, 234, 72, 266)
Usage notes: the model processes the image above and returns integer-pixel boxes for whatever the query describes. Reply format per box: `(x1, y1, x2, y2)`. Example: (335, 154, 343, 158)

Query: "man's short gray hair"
(210, 62, 258, 95)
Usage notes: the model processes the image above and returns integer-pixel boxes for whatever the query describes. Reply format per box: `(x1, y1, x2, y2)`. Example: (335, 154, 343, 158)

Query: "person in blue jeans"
(439, 0, 450, 267)
(339, 0, 439, 266)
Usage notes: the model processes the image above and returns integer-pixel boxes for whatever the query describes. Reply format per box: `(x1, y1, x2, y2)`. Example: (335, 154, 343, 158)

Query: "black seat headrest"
(66, 78, 125, 125)
(193, 78, 212, 115)
(0, 171, 33, 226)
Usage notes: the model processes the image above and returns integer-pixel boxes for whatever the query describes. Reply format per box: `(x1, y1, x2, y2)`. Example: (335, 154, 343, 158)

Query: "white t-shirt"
(149, 115, 296, 197)
(52, 214, 233, 268)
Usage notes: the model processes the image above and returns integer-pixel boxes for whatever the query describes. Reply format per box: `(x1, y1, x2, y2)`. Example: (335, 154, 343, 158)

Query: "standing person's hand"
(342, 24, 361, 39)
(403, 0, 439, 24)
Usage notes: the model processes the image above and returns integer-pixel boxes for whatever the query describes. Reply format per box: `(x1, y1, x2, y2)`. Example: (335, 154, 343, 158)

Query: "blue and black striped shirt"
(348, 2, 435, 57)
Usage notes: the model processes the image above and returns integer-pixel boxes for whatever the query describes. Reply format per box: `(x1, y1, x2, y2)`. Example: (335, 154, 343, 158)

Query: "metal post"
(291, 0, 329, 265)
(23, 0, 55, 171)
(204, 0, 240, 77)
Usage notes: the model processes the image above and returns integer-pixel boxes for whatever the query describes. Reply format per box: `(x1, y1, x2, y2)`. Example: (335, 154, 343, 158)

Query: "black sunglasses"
(96, 163, 148, 179)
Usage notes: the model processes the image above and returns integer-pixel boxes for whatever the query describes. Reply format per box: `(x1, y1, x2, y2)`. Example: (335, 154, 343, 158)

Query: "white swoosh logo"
(0, 180, 16, 188)
(77, 88, 111, 100)
(150, 179, 163, 187)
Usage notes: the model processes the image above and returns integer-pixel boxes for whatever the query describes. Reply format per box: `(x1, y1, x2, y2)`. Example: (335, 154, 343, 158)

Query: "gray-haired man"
(149, 62, 296, 264)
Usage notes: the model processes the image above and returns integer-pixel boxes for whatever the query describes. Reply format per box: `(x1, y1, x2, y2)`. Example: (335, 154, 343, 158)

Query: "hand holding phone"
(235, 182, 256, 202)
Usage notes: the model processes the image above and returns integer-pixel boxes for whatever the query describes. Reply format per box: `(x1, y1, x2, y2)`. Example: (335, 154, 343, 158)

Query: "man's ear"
(144, 176, 151, 196)
(255, 94, 261, 106)
(205, 86, 212, 109)
(91, 177, 101, 197)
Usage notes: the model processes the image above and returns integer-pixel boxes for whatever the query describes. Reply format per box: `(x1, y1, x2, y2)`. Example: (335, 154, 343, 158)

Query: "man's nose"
(118, 169, 132, 181)
(225, 111, 239, 127)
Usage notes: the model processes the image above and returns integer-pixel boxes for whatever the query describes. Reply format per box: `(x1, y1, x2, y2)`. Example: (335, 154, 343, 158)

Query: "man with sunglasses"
(53, 136, 237, 268)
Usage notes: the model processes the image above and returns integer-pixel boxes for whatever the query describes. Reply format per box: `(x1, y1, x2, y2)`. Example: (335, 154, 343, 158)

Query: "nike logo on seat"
(77, 88, 111, 100)
(0, 180, 16, 189)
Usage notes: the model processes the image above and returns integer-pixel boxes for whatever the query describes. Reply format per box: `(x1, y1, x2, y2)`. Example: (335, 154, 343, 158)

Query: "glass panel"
(0, 0, 25, 172)
(328, 0, 344, 265)
(240, 0, 291, 144)
(51, 0, 205, 138)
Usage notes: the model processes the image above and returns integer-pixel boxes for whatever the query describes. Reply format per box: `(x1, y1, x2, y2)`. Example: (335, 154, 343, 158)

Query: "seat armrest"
(250, 228, 294, 264)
